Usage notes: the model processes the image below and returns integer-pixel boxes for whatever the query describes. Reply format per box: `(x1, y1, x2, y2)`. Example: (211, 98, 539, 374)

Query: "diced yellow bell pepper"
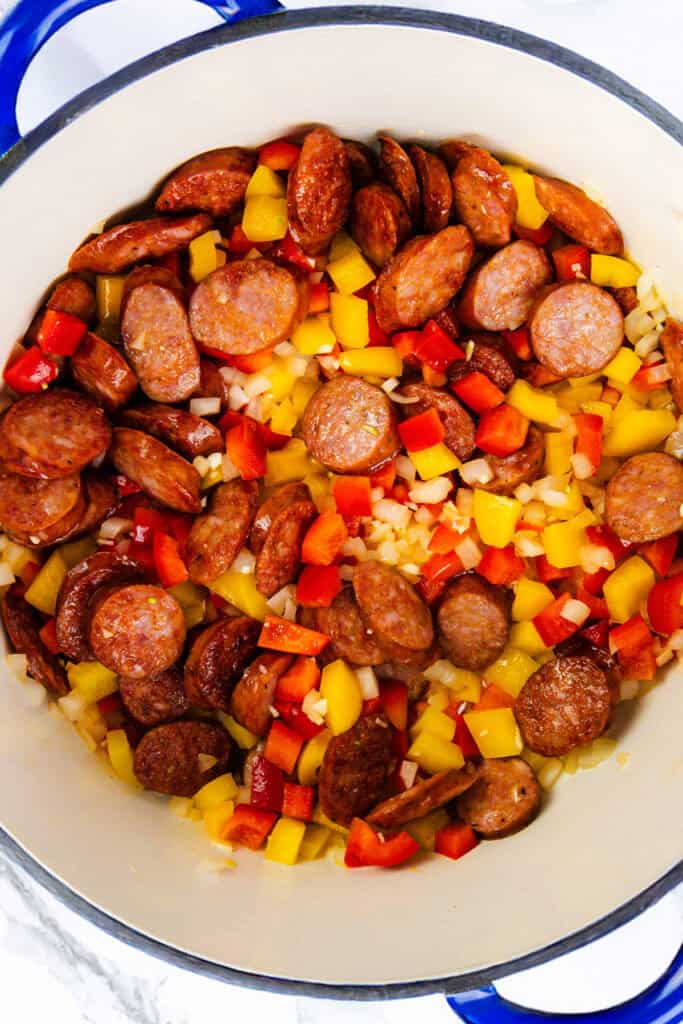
(507, 380, 559, 425)
(265, 439, 315, 486)
(445, 667, 482, 704)
(502, 165, 549, 230)
(405, 808, 451, 851)
(264, 356, 296, 401)
(603, 409, 676, 457)
(556, 382, 603, 412)
(194, 773, 238, 812)
(603, 556, 655, 623)
(188, 229, 226, 283)
(509, 620, 549, 657)
(604, 347, 642, 385)
(96, 275, 125, 322)
(649, 388, 672, 410)
(484, 647, 537, 697)
(327, 248, 375, 295)
(168, 580, 204, 608)
(203, 799, 235, 841)
(67, 661, 118, 703)
(304, 472, 332, 512)
(200, 466, 222, 492)
(426, 683, 450, 710)
(292, 316, 337, 356)
(59, 536, 97, 569)
(473, 490, 521, 547)
(242, 196, 288, 242)
(245, 164, 286, 198)
(590, 254, 640, 288)
(582, 400, 613, 427)
(265, 816, 306, 865)
(209, 569, 269, 620)
(299, 823, 332, 860)
(611, 394, 641, 425)
(107, 729, 141, 787)
(292, 379, 318, 418)
(24, 550, 67, 615)
(183, 602, 206, 629)
(269, 398, 297, 436)
(298, 730, 331, 785)
(1, 540, 34, 576)
(464, 708, 523, 758)
(312, 805, 349, 837)
(330, 293, 369, 349)
(410, 706, 456, 741)
(339, 347, 402, 378)
(569, 373, 602, 388)
(410, 442, 460, 480)
(408, 732, 464, 774)
(329, 230, 359, 261)
(542, 517, 587, 568)
(320, 659, 363, 736)
(512, 578, 554, 621)
(218, 712, 260, 750)
(545, 432, 573, 476)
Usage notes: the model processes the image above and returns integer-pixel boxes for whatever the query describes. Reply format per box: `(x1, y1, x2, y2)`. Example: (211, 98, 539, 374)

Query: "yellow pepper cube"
(406, 808, 451, 851)
(473, 490, 521, 548)
(603, 410, 676, 457)
(209, 569, 269, 621)
(194, 773, 238, 812)
(182, 602, 206, 630)
(95, 275, 125, 322)
(542, 518, 586, 568)
(189, 230, 226, 283)
(330, 293, 370, 349)
(556, 382, 603, 412)
(407, 732, 465, 775)
(299, 823, 332, 861)
(242, 196, 288, 242)
(304, 472, 332, 512)
(107, 729, 141, 788)
(569, 373, 602, 388)
(604, 347, 642, 385)
(245, 164, 286, 198)
(611, 394, 642, 425)
(265, 817, 306, 865)
(329, 230, 359, 261)
(204, 800, 235, 841)
(484, 647, 538, 698)
(590, 254, 640, 288)
(218, 712, 260, 750)
(327, 248, 375, 295)
(264, 356, 296, 401)
(446, 668, 482, 704)
(502, 165, 549, 230)
(426, 683, 450, 710)
(509, 621, 549, 657)
(649, 389, 672, 410)
(410, 706, 456, 742)
(24, 550, 67, 616)
(320, 659, 363, 735)
(545, 432, 573, 476)
(269, 398, 297, 436)
(67, 661, 118, 703)
(339, 347, 402, 379)
(410, 442, 460, 480)
(512, 578, 554, 621)
(581, 400, 613, 427)
(507, 380, 559, 425)
(312, 805, 349, 837)
(265, 439, 314, 486)
(464, 708, 523, 758)
(298, 730, 331, 785)
(603, 556, 655, 623)
(292, 316, 337, 356)
(292, 379, 319, 418)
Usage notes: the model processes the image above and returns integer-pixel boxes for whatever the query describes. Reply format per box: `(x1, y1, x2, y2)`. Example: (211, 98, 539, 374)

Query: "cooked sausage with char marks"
(119, 666, 189, 726)
(122, 282, 199, 403)
(438, 575, 510, 671)
(451, 333, 520, 392)
(71, 332, 138, 412)
(378, 136, 421, 225)
(530, 281, 624, 378)
(186, 479, 260, 586)
(197, 358, 230, 407)
(605, 452, 683, 543)
(47, 276, 96, 323)
(121, 403, 223, 459)
(0, 472, 84, 546)
(318, 713, 394, 826)
(156, 147, 255, 216)
(250, 482, 310, 556)
(2, 586, 69, 695)
(408, 144, 453, 234)
(456, 758, 541, 838)
(88, 584, 186, 681)
(447, 141, 516, 247)
(533, 175, 623, 255)
(344, 139, 376, 188)
(367, 764, 478, 829)
(110, 428, 201, 513)
(68, 213, 212, 273)
(660, 319, 683, 413)
(255, 498, 316, 598)
(287, 127, 352, 254)
(458, 240, 552, 332)
(477, 425, 545, 496)
(313, 587, 386, 666)
(230, 653, 293, 736)
(184, 615, 260, 711)
(353, 561, 434, 653)
(64, 473, 117, 541)
(401, 382, 475, 461)
(133, 721, 232, 796)
(351, 182, 411, 268)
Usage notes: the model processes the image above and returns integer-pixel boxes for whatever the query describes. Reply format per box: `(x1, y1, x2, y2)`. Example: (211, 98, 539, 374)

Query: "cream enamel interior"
(0, 20, 682, 988)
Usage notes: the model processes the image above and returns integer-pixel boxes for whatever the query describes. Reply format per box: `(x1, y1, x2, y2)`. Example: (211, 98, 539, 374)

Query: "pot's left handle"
(0, 0, 283, 154)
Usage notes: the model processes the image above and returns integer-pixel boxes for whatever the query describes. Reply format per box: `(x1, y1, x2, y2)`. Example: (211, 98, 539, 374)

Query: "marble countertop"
(1, 1, 682, 1021)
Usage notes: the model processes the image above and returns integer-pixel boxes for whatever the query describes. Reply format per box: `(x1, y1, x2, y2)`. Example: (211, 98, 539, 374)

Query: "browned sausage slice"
(318, 713, 394, 825)
(530, 281, 624, 377)
(287, 127, 352, 254)
(65, 473, 117, 540)
(515, 655, 612, 757)
(351, 183, 411, 268)
(184, 615, 260, 710)
(533, 175, 623, 255)
(156, 147, 255, 216)
(109, 428, 201, 513)
(375, 225, 474, 334)
(47, 276, 97, 323)
(302, 375, 400, 475)
(120, 264, 185, 318)
(88, 584, 186, 680)
(408, 145, 453, 234)
(458, 241, 552, 332)
(68, 213, 212, 273)
(400, 383, 475, 461)
(456, 758, 540, 838)
(451, 334, 520, 392)
(255, 498, 317, 598)
(133, 721, 232, 796)
(186, 479, 260, 586)
(367, 764, 478, 829)
(122, 283, 200, 402)
(0, 472, 83, 541)
(71, 332, 138, 412)
(605, 452, 683, 543)
(477, 425, 545, 496)
(437, 575, 510, 671)
(197, 357, 229, 407)
(230, 653, 294, 736)
(2, 586, 69, 695)
(447, 141, 517, 247)
(378, 136, 421, 224)
(660, 319, 683, 413)
(119, 666, 190, 726)
(313, 587, 385, 666)
(353, 561, 434, 653)
(250, 482, 310, 556)
(189, 259, 307, 356)
(121, 403, 223, 458)
(612, 286, 638, 315)
(344, 139, 376, 188)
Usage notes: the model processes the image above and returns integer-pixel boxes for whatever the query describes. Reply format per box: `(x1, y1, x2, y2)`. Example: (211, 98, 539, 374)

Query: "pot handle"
(0, 0, 283, 154)
(446, 945, 683, 1024)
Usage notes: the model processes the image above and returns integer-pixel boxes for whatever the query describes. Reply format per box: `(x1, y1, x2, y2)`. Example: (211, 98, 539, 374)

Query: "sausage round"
(408, 144, 453, 234)
(378, 136, 421, 224)
(367, 764, 478, 829)
(47, 276, 96, 323)
(67, 473, 117, 540)
(533, 175, 623, 255)
(119, 666, 190, 726)
(375, 225, 474, 334)
(344, 139, 376, 188)
(70, 332, 138, 412)
(197, 357, 230, 407)
(458, 240, 552, 332)
(121, 403, 223, 459)
(477, 425, 545, 496)
(230, 652, 293, 736)
(515, 655, 613, 757)
(605, 452, 683, 543)
(287, 127, 352, 254)
(660, 318, 683, 413)
(456, 758, 541, 838)
(351, 183, 411, 268)
(313, 587, 386, 666)
(122, 283, 200, 402)
(250, 482, 311, 556)
(0, 472, 83, 541)
(109, 428, 201, 513)
(189, 259, 307, 356)
(301, 375, 400, 474)
(451, 334, 519, 392)
(0, 389, 111, 479)
(437, 575, 510, 671)
(2, 586, 69, 695)
(449, 142, 516, 247)
(133, 721, 232, 797)
(184, 615, 260, 710)
(68, 213, 212, 273)
(120, 264, 185, 318)
(529, 281, 624, 377)
(186, 478, 260, 586)
(353, 561, 434, 653)
(156, 147, 255, 216)
(318, 713, 394, 825)
(400, 382, 475, 461)
(88, 584, 186, 680)
(612, 286, 638, 316)
(255, 497, 317, 598)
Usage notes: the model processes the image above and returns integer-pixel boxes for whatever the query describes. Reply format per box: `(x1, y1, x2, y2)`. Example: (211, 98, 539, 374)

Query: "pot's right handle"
(447, 945, 683, 1024)
(0, 0, 282, 155)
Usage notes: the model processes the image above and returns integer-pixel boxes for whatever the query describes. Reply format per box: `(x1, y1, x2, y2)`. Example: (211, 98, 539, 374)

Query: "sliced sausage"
(458, 240, 552, 332)
(437, 575, 510, 671)
(156, 147, 255, 216)
(250, 482, 310, 556)
(1, 586, 69, 695)
(68, 213, 212, 273)
(515, 655, 612, 757)
(318, 713, 394, 825)
(287, 127, 352, 254)
(400, 382, 475, 461)
(133, 721, 232, 797)
(344, 139, 376, 188)
(456, 758, 540, 838)
(452, 334, 520, 392)
(533, 175, 623, 255)
(477, 425, 545, 496)
(197, 357, 229, 406)
(448, 141, 517, 248)
(612, 286, 638, 316)
(184, 615, 260, 710)
(521, 361, 564, 388)
(313, 587, 385, 666)
(119, 666, 189, 726)
(230, 652, 293, 736)
(186, 479, 260, 586)
(70, 332, 138, 412)
(378, 136, 421, 224)
(432, 303, 460, 339)
(88, 584, 186, 680)
(554, 635, 617, 682)
(47, 276, 97, 324)
(0, 472, 86, 548)
(605, 452, 683, 543)
(122, 283, 199, 402)
(353, 561, 434, 653)
(529, 281, 624, 377)
(120, 264, 185, 317)
(660, 318, 683, 412)
(302, 375, 400, 474)
(408, 144, 452, 234)
(0, 389, 111, 479)
(375, 225, 474, 334)
(67, 473, 118, 539)
(351, 182, 411, 268)
(109, 428, 201, 513)
(189, 259, 307, 356)
(56, 551, 144, 662)
(367, 764, 478, 829)
(255, 498, 316, 598)
(121, 403, 223, 459)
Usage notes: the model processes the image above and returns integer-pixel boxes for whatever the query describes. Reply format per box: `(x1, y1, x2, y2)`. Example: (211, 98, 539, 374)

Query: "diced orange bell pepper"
(475, 404, 529, 457)
(451, 371, 505, 413)
(228, 346, 274, 374)
(296, 564, 342, 607)
(501, 327, 532, 361)
(370, 460, 397, 491)
(477, 545, 524, 585)
(4, 347, 59, 393)
(573, 412, 603, 475)
(333, 476, 372, 518)
(259, 615, 330, 655)
(281, 782, 315, 821)
(225, 419, 267, 481)
(640, 535, 678, 577)
(379, 680, 408, 732)
(398, 407, 445, 452)
(428, 523, 460, 554)
(301, 512, 348, 566)
(259, 139, 300, 171)
(37, 309, 87, 356)
(308, 281, 330, 314)
(552, 244, 590, 281)
(533, 592, 581, 646)
(264, 720, 304, 774)
(472, 683, 516, 711)
(434, 822, 478, 861)
(152, 531, 189, 587)
(221, 804, 278, 849)
(345, 818, 420, 868)
(275, 657, 320, 703)
(609, 614, 652, 656)
(647, 573, 683, 635)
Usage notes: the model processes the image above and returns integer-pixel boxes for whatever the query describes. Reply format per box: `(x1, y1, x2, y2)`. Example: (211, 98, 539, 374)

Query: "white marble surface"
(1, 1, 682, 1021)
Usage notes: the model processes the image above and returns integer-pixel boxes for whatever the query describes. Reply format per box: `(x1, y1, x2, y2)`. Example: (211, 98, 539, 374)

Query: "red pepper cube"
(421, 550, 464, 585)
(501, 326, 532, 361)
(370, 460, 396, 491)
(533, 592, 580, 647)
(230, 346, 275, 374)
(132, 505, 167, 544)
(632, 361, 672, 392)
(126, 540, 157, 574)
(609, 614, 652, 656)
(296, 564, 342, 608)
(270, 231, 316, 273)
(428, 524, 460, 554)
(477, 545, 525, 585)
(434, 822, 479, 861)
(275, 657, 320, 703)
(221, 804, 278, 850)
(264, 720, 305, 775)
(640, 535, 678, 577)
(153, 531, 189, 588)
(580, 620, 610, 650)
(37, 309, 87, 356)
(536, 554, 573, 583)
(308, 281, 330, 314)
(250, 754, 284, 812)
(552, 244, 591, 281)
(585, 524, 632, 563)
(227, 224, 255, 255)
(225, 419, 267, 481)
(368, 308, 389, 346)
(114, 473, 142, 497)
(332, 475, 372, 518)
(344, 818, 420, 868)
(451, 712, 481, 759)
(414, 320, 466, 372)
(473, 683, 516, 712)
(38, 618, 60, 655)
(514, 222, 554, 246)
(581, 567, 610, 596)
(379, 680, 408, 732)
(274, 701, 325, 739)
(398, 407, 445, 452)
(3, 347, 59, 393)
(618, 641, 657, 681)
(573, 412, 603, 474)
(392, 329, 423, 362)
(647, 574, 683, 636)
(281, 782, 315, 821)
(575, 585, 609, 621)
(258, 139, 300, 171)
(451, 371, 505, 413)
(301, 512, 348, 566)
(258, 615, 330, 655)
(475, 404, 529, 457)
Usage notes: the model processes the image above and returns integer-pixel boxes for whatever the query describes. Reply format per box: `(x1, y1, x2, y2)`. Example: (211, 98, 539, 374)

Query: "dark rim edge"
(0, 3, 681, 999)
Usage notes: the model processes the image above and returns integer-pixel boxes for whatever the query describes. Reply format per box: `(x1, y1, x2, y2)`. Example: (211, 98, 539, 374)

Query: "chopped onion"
(267, 584, 296, 618)
(399, 760, 418, 790)
(286, 355, 309, 378)
(189, 397, 221, 416)
(221, 453, 240, 482)
(302, 689, 327, 725)
(342, 536, 368, 560)
(370, 486, 385, 503)
(424, 659, 459, 687)
(560, 598, 590, 625)
(339, 564, 355, 581)
(317, 355, 340, 375)
(193, 455, 209, 476)
(669, 629, 683, 651)
(625, 308, 654, 345)
(231, 549, 256, 574)
(245, 396, 264, 422)
(399, 562, 420, 579)
(0, 563, 15, 587)
(656, 647, 674, 667)
(580, 543, 614, 574)
(219, 365, 247, 386)
(376, 539, 401, 565)
(372, 499, 411, 530)
(515, 532, 545, 557)
(207, 451, 223, 471)
(243, 374, 271, 398)
(455, 535, 482, 569)
(6, 653, 28, 682)
(460, 458, 493, 486)
(98, 517, 133, 541)
(414, 504, 437, 525)
(356, 666, 379, 700)
(455, 488, 474, 517)
(395, 455, 417, 482)
(514, 483, 535, 505)
(384, 379, 420, 403)
(570, 453, 596, 480)
(620, 679, 639, 701)
(58, 690, 89, 721)
(228, 383, 249, 410)
(273, 341, 295, 358)
(409, 476, 452, 504)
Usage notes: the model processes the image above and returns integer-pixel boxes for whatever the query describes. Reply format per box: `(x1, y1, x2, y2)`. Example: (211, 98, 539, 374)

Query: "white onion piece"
(273, 341, 295, 357)
(228, 383, 249, 410)
(231, 549, 256, 574)
(221, 454, 240, 482)
(98, 517, 132, 541)
(409, 476, 452, 504)
(302, 689, 327, 725)
(372, 499, 411, 530)
(455, 535, 482, 569)
(0, 563, 15, 587)
(515, 533, 545, 557)
(58, 690, 89, 721)
(356, 667, 379, 700)
(219, 365, 247, 386)
(395, 455, 417, 482)
(560, 599, 590, 626)
(6, 652, 28, 682)
(189, 397, 221, 416)
(460, 458, 493, 486)
(399, 760, 418, 790)
(570, 453, 595, 480)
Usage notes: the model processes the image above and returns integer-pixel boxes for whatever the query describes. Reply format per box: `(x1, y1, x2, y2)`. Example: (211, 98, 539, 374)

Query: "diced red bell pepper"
(475, 404, 529, 457)
(114, 473, 142, 497)
(477, 545, 524, 585)
(417, 574, 449, 604)
(647, 573, 683, 635)
(379, 680, 408, 732)
(264, 720, 304, 775)
(580, 620, 609, 650)
(344, 817, 420, 869)
(392, 728, 410, 760)
(501, 326, 532, 361)
(640, 535, 678, 577)
(434, 822, 479, 861)
(259, 615, 330, 655)
(533, 592, 581, 646)
(398, 407, 445, 452)
(164, 513, 193, 558)
(126, 540, 157, 574)
(355, 282, 376, 306)
(582, 567, 610, 596)
(370, 460, 396, 491)
(362, 697, 384, 716)
(552, 244, 590, 281)
(38, 618, 60, 655)
(575, 585, 609, 620)
(274, 700, 325, 739)
(296, 564, 342, 607)
(421, 550, 464, 585)
(536, 554, 573, 583)
(258, 139, 300, 171)
(452, 711, 481, 758)
(632, 361, 672, 392)
(37, 309, 87, 356)
(250, 754, 284, 812)
(221, 804, 278, 849)
(609, 614, 653, 656)
(219, 410, 289, 451)
(308, 281, 330, 314)
(368, 308, 389, 346)
(428, 524, 460, 554)
(229, 346, 275, 374)
(619, 641, 657, 681)
(3, 347, 59, 393)
(225, 419, 267, 481)
(573, 412, 603, 474)
(227, 224, 256, 255)
(275, 656, 320, 703)
(281, 782, 315, 821)
(301, 512, 348, 566)
(269, 231, 316, 273)
(415, 320, 465, 372)
(514, 222, 554, 245)
(392, 329, 423, 362)
(586, 524, 632, 563)
(132, 505, 167, 544)
(333, 475, 372, 518)
(153, 531, 189, 587)
(451, 370, 505, 413)
(473, 683, 516, 711)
